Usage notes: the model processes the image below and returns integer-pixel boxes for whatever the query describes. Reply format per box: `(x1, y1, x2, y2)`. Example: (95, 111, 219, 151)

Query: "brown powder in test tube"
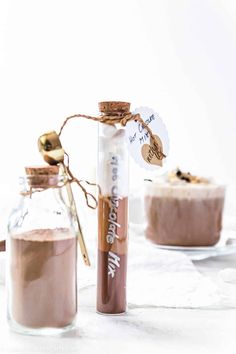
(97, 196, 128, 314)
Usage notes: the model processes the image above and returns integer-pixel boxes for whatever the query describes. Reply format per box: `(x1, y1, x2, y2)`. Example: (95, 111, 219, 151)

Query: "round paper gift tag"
(125, 107, 169, 170)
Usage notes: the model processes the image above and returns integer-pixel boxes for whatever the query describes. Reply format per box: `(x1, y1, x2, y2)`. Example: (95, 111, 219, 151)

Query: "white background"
(1, 3, 236, 353)
(0, 0, 236, 216)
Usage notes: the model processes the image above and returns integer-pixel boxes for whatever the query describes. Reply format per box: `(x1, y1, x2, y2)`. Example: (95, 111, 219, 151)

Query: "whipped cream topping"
(168, 168, 210, 184)
(145, 169, 225, 199)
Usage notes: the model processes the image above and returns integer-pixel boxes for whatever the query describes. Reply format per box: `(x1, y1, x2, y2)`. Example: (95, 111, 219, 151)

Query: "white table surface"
(1, 253, 236, 354)
(0, 285, 236, 354)
(1, 206, 236, 354)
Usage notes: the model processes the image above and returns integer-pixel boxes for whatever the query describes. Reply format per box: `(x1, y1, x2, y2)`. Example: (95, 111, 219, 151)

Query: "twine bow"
(37, 107, 166, 210)
(59, 111, 166, 161)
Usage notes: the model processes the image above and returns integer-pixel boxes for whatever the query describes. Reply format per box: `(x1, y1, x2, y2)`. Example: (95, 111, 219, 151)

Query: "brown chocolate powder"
(10, 228, 77, 328)
(97, 196, 128, 314)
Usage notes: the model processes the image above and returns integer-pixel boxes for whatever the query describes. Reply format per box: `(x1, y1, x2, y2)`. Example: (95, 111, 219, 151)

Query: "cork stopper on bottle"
(99, 101, 130, 114)
(25, 165, 59, 188)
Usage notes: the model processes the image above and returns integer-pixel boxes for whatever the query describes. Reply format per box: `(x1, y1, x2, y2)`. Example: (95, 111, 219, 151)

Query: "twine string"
(59, 111, 166, 160)
(62, 152, 98, 209)
(27, 109, 166, 208)
(20, 176, 69, 197)
(20, 168, 98, 210)
(57, 110, 166, 208)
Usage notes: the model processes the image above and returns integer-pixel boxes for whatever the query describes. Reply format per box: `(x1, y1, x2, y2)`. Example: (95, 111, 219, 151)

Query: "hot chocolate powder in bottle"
(7, 166, 77, 335)
(97, 102, 129, 315)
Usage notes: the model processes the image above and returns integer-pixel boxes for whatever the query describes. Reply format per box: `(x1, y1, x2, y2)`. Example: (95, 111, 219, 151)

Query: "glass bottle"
(7, 166, 77, 335)
(97, 101, 129, 314)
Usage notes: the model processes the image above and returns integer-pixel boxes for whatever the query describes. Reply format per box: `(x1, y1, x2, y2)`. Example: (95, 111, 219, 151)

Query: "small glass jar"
(7, 166, 77, 335)
(97, 101, 129, 315)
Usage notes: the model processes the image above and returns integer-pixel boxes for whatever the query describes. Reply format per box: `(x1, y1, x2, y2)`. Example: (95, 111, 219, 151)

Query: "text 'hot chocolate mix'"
(97, 102, 168, 315)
